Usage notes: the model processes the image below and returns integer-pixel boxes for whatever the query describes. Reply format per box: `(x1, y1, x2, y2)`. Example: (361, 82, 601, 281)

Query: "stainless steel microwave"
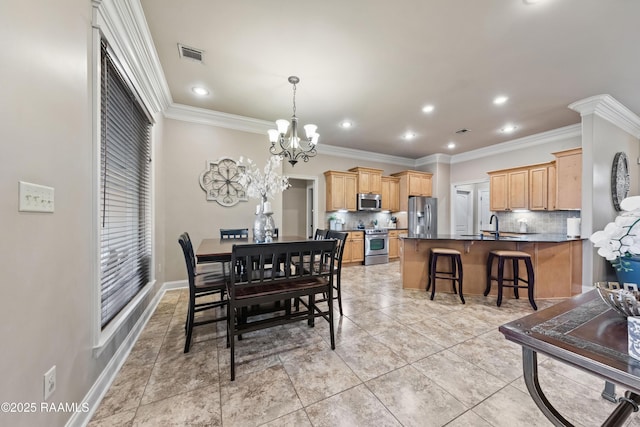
(357, 193, 382, 211)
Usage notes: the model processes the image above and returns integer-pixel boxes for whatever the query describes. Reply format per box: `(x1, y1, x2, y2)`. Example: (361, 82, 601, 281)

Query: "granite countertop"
(400, 233, 584, 243)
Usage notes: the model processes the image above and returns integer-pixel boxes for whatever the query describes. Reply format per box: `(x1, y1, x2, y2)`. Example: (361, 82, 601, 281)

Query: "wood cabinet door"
(529, 166, 548, 210)
(330, 174, 346, 211)
(351, 234, 364, 262)
(555, 150, 581, 210)
(345, 174, 357, 211)
(508, 169, 529, 210)
(381, 178, 391, 211)
(343, 238, 353, 262)
(489, 173, 508, 211)
(388, 230, 399, 258)
(359, 171, 372, 193)
(547, 163, 557, 211)
(407, 173, 422, 196)
(389, 179, 400, 211)
(420, 175, 432, 196)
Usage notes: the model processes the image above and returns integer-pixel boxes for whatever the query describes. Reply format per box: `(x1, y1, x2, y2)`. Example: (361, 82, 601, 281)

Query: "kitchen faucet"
(490, 214, 499, 239)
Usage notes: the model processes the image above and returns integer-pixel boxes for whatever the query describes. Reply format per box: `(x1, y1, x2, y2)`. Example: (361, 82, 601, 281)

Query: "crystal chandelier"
(268, 76, 319, 166)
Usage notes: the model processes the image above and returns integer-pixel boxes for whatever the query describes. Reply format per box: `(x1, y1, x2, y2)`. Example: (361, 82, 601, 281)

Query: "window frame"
(91, 22, 156, 354)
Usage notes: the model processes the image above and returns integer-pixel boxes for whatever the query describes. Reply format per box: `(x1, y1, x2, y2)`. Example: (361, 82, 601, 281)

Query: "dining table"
(196, 235, 308, 263)
(499, 290, 640, 426)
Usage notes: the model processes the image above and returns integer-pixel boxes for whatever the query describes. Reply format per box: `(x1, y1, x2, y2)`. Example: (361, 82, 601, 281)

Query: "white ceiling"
(140, 0, 640, 159)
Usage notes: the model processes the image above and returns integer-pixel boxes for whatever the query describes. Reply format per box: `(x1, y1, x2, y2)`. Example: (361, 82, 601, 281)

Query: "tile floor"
(89, 263, 640, 426)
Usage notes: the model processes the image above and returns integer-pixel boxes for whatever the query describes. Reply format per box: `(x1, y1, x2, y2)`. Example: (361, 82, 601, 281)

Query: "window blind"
(100, 40, 152, 328)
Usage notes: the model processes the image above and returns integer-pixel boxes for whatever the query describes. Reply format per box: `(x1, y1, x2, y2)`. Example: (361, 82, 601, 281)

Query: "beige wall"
(162, 118, 280, 281)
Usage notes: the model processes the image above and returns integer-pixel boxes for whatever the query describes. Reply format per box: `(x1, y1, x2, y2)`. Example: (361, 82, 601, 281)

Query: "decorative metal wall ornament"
(199, 157, 247, 206)
(611, 152, 630, 211)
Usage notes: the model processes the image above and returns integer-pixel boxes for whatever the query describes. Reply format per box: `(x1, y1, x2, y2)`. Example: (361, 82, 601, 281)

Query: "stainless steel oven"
(364, 229, 389, 265)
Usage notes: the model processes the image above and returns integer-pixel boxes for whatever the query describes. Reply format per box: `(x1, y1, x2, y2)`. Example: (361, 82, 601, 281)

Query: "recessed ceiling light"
(493, 95, 508, 105)
(402, 132, 416, 140)
(192, 87, 209, 96)
(447, 142, 456, 149)
(501, 124, 517, 133)
(422, 105, 435, 113)
(340, 120, 353, 129)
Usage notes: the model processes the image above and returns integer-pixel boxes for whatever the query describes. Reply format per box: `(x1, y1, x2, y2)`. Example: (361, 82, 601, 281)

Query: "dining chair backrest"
(314, 228, 328, 240)
(178, 233, 197, 284)
(325, 230, 348, 269)
(220, 228, 249, 239)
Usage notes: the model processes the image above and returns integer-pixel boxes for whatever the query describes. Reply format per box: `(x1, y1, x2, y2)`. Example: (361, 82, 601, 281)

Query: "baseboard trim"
(66, 280, 187, 427)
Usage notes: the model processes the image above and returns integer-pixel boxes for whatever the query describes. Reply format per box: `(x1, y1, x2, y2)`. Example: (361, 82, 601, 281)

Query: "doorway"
(450, 181, 490, 234)
(454, 188, 473, 235)
(282, 176, 318, 238)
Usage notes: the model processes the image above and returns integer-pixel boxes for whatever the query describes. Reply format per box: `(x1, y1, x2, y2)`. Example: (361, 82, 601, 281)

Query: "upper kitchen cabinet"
(381, 176, 400, 212)
(553, 148, 582, 210)
(391, 170, 433, 211)
(348, 167, 383, 194)
(324, 170, 358, 211)
(529, 162, 556, 211)
(488, 167, 529, 211)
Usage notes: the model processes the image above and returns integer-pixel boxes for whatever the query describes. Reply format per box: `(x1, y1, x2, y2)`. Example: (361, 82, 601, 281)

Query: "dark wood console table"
(500, 290, 640, 426)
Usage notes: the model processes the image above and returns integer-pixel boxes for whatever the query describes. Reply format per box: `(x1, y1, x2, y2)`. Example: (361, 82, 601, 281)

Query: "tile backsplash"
(494, 211, 581, 235)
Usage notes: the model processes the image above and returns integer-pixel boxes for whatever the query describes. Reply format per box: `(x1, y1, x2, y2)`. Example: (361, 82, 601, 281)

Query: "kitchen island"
(399, 234, 583, 299)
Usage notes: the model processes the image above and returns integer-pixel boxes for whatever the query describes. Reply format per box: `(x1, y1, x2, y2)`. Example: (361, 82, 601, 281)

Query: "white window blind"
(100, 40, 152, 328)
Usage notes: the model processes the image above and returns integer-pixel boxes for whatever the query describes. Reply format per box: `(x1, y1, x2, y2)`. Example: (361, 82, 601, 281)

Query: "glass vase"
(253, 196, 275, 243)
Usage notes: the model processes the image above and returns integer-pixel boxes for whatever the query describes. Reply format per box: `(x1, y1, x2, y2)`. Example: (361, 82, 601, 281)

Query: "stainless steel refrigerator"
(408, 196, 438, 237)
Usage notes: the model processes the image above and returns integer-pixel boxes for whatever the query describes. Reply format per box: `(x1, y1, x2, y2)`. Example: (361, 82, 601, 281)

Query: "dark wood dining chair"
(297, 230, 347, 315)
(314, 228, 328, 240)
(226, 239, 337, 380)
(178, 233, 228, 353)
(220, 228, 249, 239)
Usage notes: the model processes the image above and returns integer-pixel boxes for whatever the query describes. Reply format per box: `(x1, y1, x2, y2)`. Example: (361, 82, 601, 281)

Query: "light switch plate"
(19, 181, 54, 213)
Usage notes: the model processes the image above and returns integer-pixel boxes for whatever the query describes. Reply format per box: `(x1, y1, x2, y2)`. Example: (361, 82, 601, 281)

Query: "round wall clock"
(611, 151, 630, 211)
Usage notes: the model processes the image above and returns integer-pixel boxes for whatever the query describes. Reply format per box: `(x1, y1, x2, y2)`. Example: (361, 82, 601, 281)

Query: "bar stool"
(485, 250, 537, 310)
(427, 248, 465, 304)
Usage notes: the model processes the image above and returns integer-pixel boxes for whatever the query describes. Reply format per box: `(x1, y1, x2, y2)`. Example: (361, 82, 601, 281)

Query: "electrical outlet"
(44, 366, 56, 400)
(19, 181, 54, 213)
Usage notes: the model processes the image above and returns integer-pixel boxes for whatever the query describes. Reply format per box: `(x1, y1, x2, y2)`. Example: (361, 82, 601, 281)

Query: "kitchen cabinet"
(392, 170, 433, 211)
(381, 176, 400, 212)
(488, 167, 528, 211)
(324, 170, 357, 211)
(349, 167, 383, 194)
(343, 231, 364, 263)
(528, 162, 555, 211)
(388, 229, 405, 259)
(553, 148, 582, 210)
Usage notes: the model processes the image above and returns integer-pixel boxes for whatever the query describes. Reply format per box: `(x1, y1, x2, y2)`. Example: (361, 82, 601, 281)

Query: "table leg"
(602, 391, 640, 426)
(601, 381, 617, 403)
(522, 348, 574, 427)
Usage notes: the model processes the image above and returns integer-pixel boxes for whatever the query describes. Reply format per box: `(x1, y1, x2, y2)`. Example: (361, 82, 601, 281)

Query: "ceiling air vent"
(178, 44, 204, 62)
(455, 128, 470, 134)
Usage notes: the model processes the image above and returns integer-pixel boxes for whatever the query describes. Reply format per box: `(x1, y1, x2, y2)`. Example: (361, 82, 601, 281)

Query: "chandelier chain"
(291, 82, 297, 116)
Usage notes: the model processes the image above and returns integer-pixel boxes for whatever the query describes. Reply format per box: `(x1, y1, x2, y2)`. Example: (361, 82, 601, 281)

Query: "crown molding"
(448, 124, 582, 164)
(93, 0, 172, 113)
(165, 103, 273, 134)
(415, 153, 452, 166)
(316, 144, 416, 167)
(568, 94, 640, 138)
(164, 103, 416, 166)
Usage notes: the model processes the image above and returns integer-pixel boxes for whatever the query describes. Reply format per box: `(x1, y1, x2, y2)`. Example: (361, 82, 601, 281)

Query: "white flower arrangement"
(237, 155, 289, 201)
(590, 196, 640, 271)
